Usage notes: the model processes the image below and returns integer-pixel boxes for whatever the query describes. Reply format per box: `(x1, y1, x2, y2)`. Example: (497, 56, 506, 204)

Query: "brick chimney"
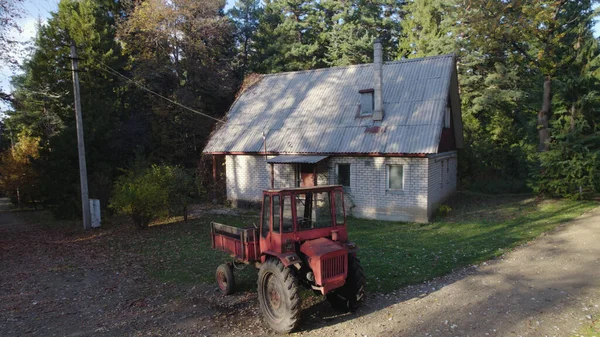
(373, 39, 384, 121)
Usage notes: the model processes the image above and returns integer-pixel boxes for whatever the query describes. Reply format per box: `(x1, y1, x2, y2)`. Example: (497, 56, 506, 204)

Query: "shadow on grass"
(16, 194, 594, 335)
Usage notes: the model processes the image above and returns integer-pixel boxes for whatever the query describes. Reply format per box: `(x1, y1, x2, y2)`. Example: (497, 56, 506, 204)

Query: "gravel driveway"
(1, 199, 599, 337)
(292, 206, 600, 337)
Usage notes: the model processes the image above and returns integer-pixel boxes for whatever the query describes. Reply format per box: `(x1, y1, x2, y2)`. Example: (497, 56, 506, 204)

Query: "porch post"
(313, 165, 317, 186)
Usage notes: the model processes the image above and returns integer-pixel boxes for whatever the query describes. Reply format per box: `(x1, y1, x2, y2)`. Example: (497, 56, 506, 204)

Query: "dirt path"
(1, 202, 599, 337)
(287, 206, 600, 337)
(0, 198, 25, 230)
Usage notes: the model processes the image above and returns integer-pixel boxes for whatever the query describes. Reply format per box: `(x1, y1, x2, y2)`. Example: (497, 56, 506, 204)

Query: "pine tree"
(228, 0, 264, 75)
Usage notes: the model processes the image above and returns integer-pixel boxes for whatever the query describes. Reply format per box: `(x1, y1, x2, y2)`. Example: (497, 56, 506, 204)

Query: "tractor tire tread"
(326, 255, 366, 312)
(257, 258, 301, 333)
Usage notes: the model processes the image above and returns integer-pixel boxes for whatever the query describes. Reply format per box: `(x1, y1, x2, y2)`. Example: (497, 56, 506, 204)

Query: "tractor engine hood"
(300, 238, 348, 294)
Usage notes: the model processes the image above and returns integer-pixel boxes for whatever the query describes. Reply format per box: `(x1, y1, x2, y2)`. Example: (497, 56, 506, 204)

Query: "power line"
(96, 62, 226, 124)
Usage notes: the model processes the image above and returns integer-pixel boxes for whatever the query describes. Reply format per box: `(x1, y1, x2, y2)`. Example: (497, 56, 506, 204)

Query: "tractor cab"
(210, 184, 365, 333)
(259, 185, 349, 257)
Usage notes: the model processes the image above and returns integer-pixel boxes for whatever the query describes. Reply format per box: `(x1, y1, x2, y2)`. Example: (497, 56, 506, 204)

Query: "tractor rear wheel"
(216, 264, 235, 295)
(326, 255, 366, 312)
(257, 259, 301, 333)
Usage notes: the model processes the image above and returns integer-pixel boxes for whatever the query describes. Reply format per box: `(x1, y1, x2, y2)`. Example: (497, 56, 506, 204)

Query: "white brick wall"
(225, 152, 458, 222)
(225, 155, 270, 206)
(225, 155, 296, 207)
(327, 157, 429, 222)
(427, 151, 458, 215)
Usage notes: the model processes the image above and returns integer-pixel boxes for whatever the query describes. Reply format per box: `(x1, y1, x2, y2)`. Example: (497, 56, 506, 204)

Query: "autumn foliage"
(0, 131, 41, 208)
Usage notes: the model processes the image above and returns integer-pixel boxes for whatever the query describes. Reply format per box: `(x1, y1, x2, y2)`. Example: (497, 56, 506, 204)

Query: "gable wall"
(427, 151, 458, 216)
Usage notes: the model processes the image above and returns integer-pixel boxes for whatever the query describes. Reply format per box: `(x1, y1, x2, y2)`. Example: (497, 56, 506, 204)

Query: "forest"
(0, 0, 599, 220)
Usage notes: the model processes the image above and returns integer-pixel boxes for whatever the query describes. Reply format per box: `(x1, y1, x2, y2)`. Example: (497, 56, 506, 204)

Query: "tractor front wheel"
(257, 258, 301, 333)
(216, 264, 235, 295)
(326, 255, 366, 312)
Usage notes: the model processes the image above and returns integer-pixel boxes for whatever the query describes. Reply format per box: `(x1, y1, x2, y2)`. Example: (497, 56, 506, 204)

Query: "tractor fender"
(261, 251, 302, 269)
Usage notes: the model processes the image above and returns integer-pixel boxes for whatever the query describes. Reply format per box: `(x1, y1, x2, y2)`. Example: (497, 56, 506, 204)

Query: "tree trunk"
(538, 75, 552, 151)
(16, 187, 22, 210)
(569, 101, 577, 132)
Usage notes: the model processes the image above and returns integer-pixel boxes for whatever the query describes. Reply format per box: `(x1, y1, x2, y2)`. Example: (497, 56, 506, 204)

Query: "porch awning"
(266, 155, 328, 164)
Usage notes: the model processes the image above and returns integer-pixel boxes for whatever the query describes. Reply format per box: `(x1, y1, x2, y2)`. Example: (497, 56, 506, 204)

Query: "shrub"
(110, 165, 194, 229)
(533, 120, 600, 199)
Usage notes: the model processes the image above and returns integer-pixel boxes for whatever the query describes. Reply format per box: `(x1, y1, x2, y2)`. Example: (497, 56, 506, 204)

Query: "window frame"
(296, 191, 334, 231)
(386, 165, 404, 191)
(334, 191, 345, 225)
(336, 163, 351, 188)
(359, 91, 374, 116)
(261, 195, 271, 238)
(281, 194, 294, 233)
(272, 195, 281, 233)
(444, 106, 451, 128)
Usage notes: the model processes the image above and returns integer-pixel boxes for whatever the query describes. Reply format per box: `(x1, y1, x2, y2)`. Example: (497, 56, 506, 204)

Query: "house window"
(386, 165, 404, 190)
(445, 106, 451, 128)
(359, 89, 374, 116)
(336, 164, 350, 187)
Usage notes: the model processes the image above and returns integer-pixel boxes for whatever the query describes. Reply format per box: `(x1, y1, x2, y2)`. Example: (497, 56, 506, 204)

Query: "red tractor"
(211, 185, 365, 333)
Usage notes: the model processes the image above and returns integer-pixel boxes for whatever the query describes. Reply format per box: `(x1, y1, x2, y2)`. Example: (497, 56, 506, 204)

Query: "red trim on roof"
(204, 151, 428, 158)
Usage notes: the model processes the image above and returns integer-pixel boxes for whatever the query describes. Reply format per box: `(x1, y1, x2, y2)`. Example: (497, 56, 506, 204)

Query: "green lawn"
(574, 317, 600, 337)
(122, 194, 597, 293)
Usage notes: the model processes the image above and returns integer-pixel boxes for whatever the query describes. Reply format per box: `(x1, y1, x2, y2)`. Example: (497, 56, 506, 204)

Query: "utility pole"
(70, 41, 91, 230)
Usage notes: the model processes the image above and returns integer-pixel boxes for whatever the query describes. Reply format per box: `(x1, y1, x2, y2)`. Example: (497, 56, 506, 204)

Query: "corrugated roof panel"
(383, 103, 411, 125)
(204, 54, 457, 155)
(335, 127, 359, 153)
(385, 125, 441, 153)
(280, 128, 306, 153)
(267, 155, 328, 164)
(265, 128, 285, 153)
(320, 127, 347, 153)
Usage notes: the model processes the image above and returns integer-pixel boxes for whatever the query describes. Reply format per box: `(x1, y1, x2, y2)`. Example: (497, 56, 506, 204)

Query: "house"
(203, 40, 464, 223)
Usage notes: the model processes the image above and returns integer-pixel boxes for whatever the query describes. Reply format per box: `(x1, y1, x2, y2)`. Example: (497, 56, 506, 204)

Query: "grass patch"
(124, 213, 261, 292)
(574, 316, 600, 337)
(354, 195, 597, 292)
(116, 194, 597, 293)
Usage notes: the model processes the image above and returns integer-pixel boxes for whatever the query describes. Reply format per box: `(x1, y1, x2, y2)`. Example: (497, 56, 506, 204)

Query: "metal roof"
(204, 54, 462, 155)
(266, 155, 329, 164)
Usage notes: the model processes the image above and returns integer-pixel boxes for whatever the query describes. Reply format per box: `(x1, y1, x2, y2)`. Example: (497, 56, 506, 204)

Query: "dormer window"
(359, 88, 374, 116)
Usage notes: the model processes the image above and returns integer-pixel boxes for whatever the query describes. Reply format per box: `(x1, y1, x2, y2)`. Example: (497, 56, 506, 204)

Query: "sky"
(2, 0, 600, 111)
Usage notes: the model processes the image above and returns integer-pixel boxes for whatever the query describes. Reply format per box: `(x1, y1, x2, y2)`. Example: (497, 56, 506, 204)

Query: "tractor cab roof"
(263, 185, 343, 194)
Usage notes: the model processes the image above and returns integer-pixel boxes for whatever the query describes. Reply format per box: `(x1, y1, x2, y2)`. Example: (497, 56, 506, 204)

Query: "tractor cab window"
(262, 195, 270, 238)
(272, 195, 281, 233)
(296, 192, 333, 230)
(282, 195, 294, 233)
(334, 191, 345, 225)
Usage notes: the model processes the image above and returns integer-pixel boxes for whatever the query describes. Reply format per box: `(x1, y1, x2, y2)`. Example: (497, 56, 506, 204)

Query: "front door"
(299, 164, 315, 187)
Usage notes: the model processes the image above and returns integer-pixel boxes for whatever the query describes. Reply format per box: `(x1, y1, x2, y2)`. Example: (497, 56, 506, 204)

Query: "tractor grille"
(321, 254, 346, 280)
